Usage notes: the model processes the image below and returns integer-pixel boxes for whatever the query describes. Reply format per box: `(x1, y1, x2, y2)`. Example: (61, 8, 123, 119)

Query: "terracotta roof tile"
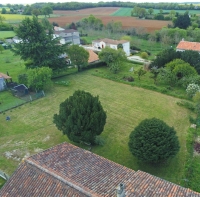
(1, 142, 200, 197)
(176, 41, 200, 52)
(87, 49, 99, 63)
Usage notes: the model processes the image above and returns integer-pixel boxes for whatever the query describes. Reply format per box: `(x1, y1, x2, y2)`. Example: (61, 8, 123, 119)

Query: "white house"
(92, 38, 130, 56)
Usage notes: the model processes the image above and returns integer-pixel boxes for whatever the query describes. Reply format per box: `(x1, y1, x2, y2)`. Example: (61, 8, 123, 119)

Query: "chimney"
(116, 183, 125, 197)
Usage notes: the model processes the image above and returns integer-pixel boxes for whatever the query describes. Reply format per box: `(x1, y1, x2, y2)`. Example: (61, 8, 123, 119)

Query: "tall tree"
(42, 6, 53, 17)
(129, 118, 180, 163)
(174, 13, 191, 29)
(67, 45, 89, 72)
(12, 16, 67, 70)
(53, 90, 107, 144)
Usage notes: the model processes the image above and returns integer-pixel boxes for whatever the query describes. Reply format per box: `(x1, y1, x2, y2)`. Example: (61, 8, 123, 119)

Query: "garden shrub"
(140, 52, 148, 59)
(186, 83, 200, 98)
(129, 118, 180, 163)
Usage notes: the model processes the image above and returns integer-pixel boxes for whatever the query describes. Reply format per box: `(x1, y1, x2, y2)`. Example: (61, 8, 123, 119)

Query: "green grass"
(0, 49, 26, 81)
(0, 70, 194, 188)
(0, 178, 6, 189)
(0, 31, 16, 39)
(110, 8, 200, 17)
(0, 91, 26, 111)
(111, 8, 133, 16)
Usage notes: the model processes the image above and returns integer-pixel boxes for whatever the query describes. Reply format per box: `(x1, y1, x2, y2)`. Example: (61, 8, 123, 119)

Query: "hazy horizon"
(2, 0, 200, 5)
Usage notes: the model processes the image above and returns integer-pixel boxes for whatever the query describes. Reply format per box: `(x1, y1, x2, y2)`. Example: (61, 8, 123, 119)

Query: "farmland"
(111, 7, 200, 16)
(50, 7, 172, 32)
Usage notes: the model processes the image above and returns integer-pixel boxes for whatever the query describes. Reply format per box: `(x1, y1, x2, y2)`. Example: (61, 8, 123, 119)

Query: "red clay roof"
(87, 49, 99, 63)
(93, 38, 128, 45)
(0, 142, 200, 197)
(176, 41, 200, 52)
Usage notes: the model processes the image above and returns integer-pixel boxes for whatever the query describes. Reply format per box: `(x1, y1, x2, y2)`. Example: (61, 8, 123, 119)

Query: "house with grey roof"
(54, 29, 80, 45)
(0, 142, 199, 196)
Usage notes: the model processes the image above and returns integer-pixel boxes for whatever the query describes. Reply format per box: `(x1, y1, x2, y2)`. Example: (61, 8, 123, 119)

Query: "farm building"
(176, 40, 200, 53)
(54, 29, 80, 45)
(0, 73, 12, 91)
(92, 38, 130, 56)
(1, 142, 200, 197)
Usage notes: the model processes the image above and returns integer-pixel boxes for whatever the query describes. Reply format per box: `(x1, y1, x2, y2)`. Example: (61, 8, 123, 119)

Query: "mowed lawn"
(0, 31, 16, 39)
(0, 71, 192, 186)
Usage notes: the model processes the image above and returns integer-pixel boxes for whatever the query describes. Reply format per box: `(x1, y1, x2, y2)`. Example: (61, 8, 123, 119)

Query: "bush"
(186, 83, 200, 98)
(53, 90, 107, 144)
(140, 52, 148, 59)
(129, 118, 180, 163)
(176, 101, 195, 111)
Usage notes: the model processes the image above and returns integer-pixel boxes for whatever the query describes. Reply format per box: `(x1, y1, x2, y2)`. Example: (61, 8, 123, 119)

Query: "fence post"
(42, 90, 45, 97)
(29, 95, 32, 101)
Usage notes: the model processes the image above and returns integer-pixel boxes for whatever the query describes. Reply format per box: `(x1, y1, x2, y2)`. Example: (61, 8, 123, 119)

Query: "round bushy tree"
(53, 90, 106, 144)
(128, 118, 180, 163)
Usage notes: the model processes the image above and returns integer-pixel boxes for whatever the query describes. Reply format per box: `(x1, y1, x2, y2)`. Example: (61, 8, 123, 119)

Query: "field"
(0, 67, 193, 187)
(111, 8, 200, 16)
(111, 8, 133, 16)
(50, 8, 171, 32)
(0, 31, 16, 39)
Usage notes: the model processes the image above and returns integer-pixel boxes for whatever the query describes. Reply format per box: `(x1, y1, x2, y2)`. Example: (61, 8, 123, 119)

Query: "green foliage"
(178, 75, 200, 89)
(150, 48, 180, 69)
(166, 59, 198, 80)
(136, 67, 146, 80)
(53, 90, 107, 144)
(67, 45, 89, 72)
(186, 83, 200, 98)
(0, 22, 13, 31)
(18, 73, 28, 86)
(180, 50, 200, 74)
(173, 13, 191, 29)
(42, 6, 53, 17)
(158, 67, 178, 87)
(98, 47, 126, 73)
(140, 51, 148, 59)
(129, 118, 180, 163)
(80, 14, 103, 30)
(12, 16, 67, 70)
(176, 100, 195, 112)
(27, 67, 52, 91)
(1, 8, 7, 14)
(0, 45, 4, 53)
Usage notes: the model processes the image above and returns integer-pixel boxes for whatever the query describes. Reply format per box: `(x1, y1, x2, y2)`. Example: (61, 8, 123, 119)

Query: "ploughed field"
(50, 7, 172, 32)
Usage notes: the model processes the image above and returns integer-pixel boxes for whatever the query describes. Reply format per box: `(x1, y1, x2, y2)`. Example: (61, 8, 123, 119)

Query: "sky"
(2, 0, 200, 5)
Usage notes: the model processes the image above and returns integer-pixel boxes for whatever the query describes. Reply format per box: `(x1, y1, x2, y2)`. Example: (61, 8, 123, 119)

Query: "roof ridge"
(26, 158, 100, 197)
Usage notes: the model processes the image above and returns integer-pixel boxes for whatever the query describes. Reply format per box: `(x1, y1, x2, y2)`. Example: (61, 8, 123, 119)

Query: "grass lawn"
(0, 70, 194, 188)
(0, 31, 16, 39)
(0, 49, 26, 82)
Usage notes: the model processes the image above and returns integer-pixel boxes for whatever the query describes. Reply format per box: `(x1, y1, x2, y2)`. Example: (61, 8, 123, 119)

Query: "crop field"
(50, 8, 172, 32)
(111, 7, 132, 16)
